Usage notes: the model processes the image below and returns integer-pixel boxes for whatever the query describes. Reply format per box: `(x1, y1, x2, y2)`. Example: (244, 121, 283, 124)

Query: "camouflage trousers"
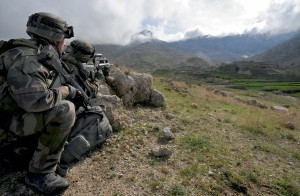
(0, 100, 75, 173)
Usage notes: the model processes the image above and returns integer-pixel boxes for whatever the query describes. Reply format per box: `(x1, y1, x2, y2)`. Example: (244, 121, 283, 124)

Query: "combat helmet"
(70, 39, 95, 63)
(26, 12, 74, 41)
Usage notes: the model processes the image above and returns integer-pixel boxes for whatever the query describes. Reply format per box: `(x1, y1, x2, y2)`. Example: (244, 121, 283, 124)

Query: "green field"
(152, 68, 300, 98)
(230, 81, 300, 97)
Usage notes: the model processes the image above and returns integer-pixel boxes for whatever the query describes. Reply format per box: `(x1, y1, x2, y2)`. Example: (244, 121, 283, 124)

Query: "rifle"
(72, 68, 94, 98)
(93, 53, 110, 77)
(37, 45, 90, 110)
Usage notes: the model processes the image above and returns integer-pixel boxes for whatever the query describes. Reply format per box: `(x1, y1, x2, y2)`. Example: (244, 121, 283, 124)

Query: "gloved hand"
(66, 85, 85, 107)
(66, 85, 78, 100)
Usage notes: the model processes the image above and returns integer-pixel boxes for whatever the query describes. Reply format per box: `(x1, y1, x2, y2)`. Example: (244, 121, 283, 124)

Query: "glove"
(66, 85, 78, 100)
(66, 85, 85, 107)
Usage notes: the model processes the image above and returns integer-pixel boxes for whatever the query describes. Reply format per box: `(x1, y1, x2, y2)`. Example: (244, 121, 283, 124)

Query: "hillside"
(1, 77, 299, 195)
(168, 32, 298, 61)
(93, 31, 299, 72)
(95, 42, 195, 72)
(252, 32, 300, 67)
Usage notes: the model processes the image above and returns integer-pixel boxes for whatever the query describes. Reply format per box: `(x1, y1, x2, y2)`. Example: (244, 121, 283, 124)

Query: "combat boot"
(25, 172, 69, 194)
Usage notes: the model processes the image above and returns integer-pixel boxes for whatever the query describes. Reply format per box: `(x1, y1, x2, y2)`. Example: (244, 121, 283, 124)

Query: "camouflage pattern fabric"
(8, 100, 75, 173)
(69, 39, 95, 62)
(62, 52, 98, 97)
(26, 12, 74, 41)
(0, 43, 76, 173)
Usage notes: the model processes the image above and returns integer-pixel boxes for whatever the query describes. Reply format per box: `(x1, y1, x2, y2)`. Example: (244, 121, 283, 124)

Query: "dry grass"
(1, 77, 299, 195)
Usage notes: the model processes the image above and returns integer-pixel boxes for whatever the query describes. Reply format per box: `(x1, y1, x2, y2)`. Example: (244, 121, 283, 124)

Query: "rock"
(206, 87, 214, 91)
(214, 90, 232, 97)
(271, 106, 289, 112)
(150, 147, 172, 157)
(257, 103, 267, 109)
(106, 66, 165, 107)
(191, 103, 198, 109)
(165, 113, 176, 120)
(91, 95, 123, 109)
(272, 90, 287, 95)
(162, 127, 175, 140)
(208, 170, 214, 176)
(149, 89, 165, 107)
(235, 96, 242, 101)
(247, 100, 257, 106)
(285, 121, 295, 130)
(97, 84, 112, 95)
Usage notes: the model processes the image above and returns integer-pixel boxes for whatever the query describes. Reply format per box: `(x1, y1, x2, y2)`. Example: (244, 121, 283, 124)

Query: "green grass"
(181, 134, 211, 150)
(153, 66, 300, 98)
(169, 184, 188, 196)
(274, 175, 300, 195)
(151, 78, 300, 195)
(234, 81, 300, 93)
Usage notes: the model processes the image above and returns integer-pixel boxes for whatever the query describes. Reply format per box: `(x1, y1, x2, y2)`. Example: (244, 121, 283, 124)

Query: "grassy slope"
(1, 77, 299, 195)
(65, 77, 300, 195)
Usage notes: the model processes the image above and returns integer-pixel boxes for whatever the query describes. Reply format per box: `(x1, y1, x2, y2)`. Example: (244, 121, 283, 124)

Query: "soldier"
(62, 39, 98, 98)
(0, 12, 79, 194)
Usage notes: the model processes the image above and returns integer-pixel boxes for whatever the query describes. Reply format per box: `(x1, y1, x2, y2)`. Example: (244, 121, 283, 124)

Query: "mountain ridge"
(251, 31, 300, 67)
(94, 30, 300, 74)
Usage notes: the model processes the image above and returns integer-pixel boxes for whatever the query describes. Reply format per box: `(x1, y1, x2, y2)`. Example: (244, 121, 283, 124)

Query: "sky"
(1, 0, 300, 45)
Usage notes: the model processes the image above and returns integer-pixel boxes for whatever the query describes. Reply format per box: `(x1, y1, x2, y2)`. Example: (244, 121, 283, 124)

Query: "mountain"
(93, 30, 299, 73)
(168, 32, 298, 62)
(251, 32, 300, 68)
(94, 42, 197, 72)
(130, 30, 161, 45)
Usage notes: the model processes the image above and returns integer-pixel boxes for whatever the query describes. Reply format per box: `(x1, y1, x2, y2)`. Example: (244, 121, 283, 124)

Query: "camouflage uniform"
(0, 13, 75, 177)
(0, 39, 75, 174)
(62, 40, 98, 97)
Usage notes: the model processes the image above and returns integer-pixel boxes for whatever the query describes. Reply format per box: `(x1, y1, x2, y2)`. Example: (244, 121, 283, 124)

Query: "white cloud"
(1, 0, 300, 44)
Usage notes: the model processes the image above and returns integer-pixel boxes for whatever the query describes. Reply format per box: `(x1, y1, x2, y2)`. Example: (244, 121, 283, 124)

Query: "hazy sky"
(1, 0, 300, 45)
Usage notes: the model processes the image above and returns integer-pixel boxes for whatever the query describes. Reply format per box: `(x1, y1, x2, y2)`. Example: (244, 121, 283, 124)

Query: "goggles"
(64, 26, 74, 38)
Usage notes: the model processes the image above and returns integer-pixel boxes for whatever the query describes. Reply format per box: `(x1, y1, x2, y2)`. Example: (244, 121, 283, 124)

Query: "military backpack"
(0, 39, 39, 83)
(60, 106, 112, 163)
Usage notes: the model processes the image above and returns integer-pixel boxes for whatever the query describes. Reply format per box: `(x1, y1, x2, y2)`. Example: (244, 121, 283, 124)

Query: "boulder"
(271, 105, 289, 112)
(106, 66, 165, 107)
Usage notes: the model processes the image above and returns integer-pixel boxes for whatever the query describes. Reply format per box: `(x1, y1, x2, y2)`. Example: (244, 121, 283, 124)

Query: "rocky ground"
(0, 107, 174, 195)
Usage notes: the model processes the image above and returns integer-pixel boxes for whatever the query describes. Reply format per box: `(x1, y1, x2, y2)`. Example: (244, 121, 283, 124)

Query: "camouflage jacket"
(62, 53, 98, 97)
(0, 39, 64, 113)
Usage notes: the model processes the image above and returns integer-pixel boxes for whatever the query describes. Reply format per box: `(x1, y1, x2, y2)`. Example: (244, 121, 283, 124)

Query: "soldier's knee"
(51, 100, 76, 128)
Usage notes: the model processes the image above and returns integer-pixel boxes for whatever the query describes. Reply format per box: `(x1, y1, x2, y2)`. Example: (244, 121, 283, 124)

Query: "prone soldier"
(62, 39, 99, 98)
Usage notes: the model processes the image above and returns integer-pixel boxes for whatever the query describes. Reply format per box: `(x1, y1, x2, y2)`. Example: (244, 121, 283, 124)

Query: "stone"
(285, 121, 295, 130)
(165, 113, 176, 120)
(150, 147, 172, 157)
(162, 127, 175, 140)
(271, 106, 289, 112)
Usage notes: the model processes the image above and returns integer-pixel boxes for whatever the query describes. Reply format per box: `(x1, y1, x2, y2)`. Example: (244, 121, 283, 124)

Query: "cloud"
(0, 0, 145, 44)
(257, 1, 300, 35)
(1, 0, 300, 44)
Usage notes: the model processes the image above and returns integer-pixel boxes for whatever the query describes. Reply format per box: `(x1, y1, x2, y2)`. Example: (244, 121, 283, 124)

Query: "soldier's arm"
(7, 56, 68, 112)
